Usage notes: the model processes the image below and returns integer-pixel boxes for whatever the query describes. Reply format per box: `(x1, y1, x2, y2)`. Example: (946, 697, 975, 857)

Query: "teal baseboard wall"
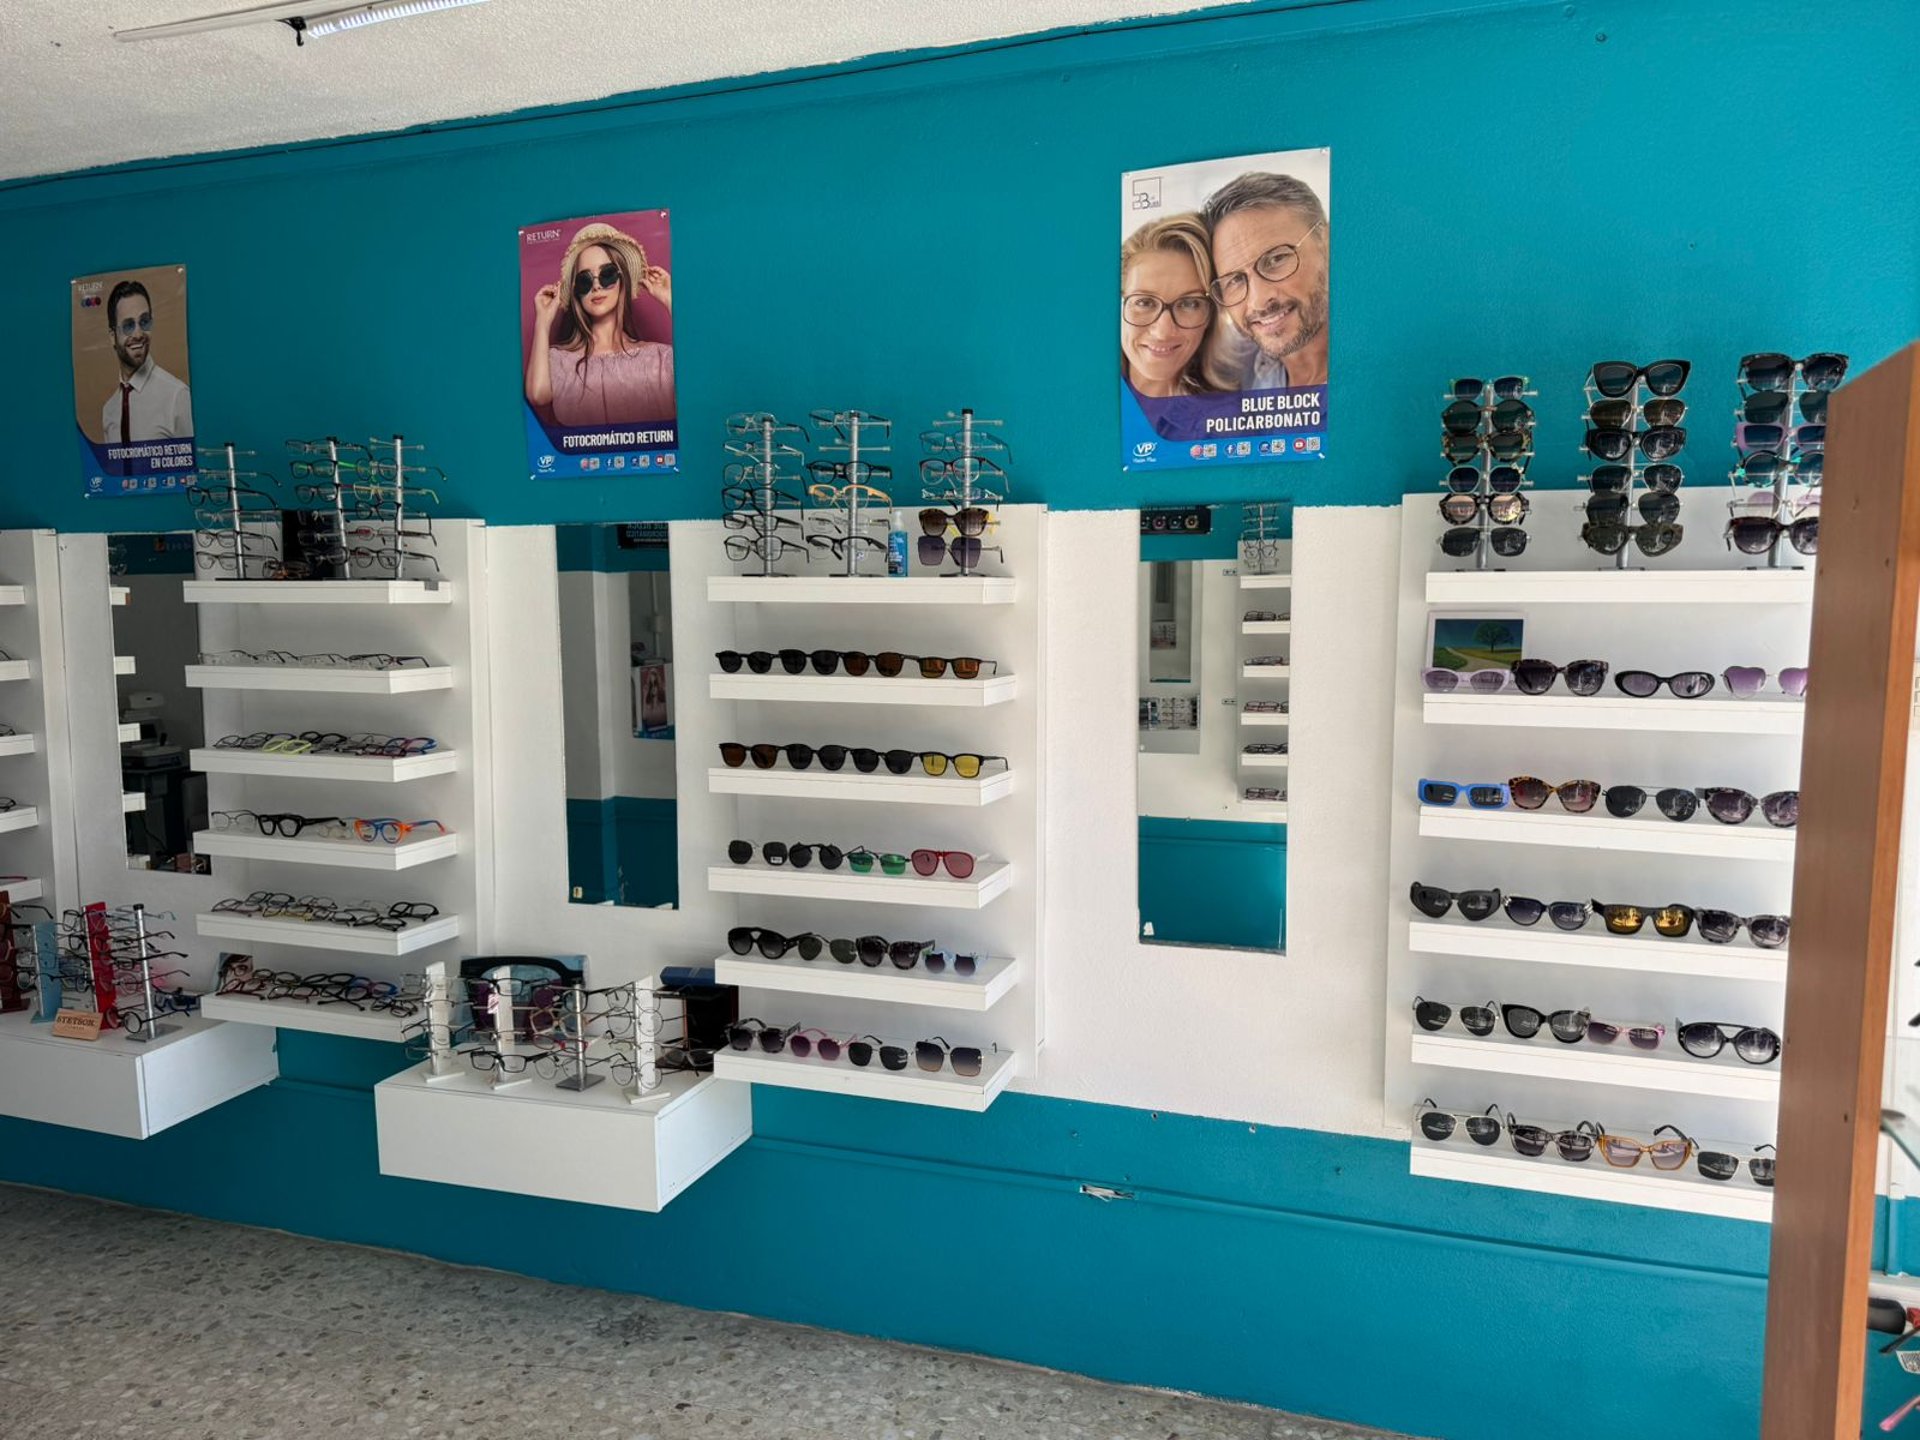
(1138, 817, 1286, 949)
(565, 796, 678, 907)
(0, 1032, 1824, 1440)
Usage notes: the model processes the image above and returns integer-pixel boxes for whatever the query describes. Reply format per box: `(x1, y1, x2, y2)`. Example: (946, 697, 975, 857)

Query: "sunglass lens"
(1703, 789, 1753, 824)
(1735, 1028, 1781, 1064)
(1761, 791, 1799, 827)
(1677, 1023, 1721, 1058)
(951, 1046, 983, 1077)
(1564, 660, 1608, 696)
(847, 1041, 873, 1066)
(1722, 665, 1765, 698)
(880, 1046, 909, 1071)
(1511, 660, 1558, 695)
(1670, 671, 1715, 699)
(1418, 1111, 1457, 1141)
(1653, 905, 1694, 937)
(1547, 902, 1591, 931)
(1409, 883, 1453, 918)
(1413, 999, 1452, 1032)
(1645, 360, 1689, 395)
(1656, 788, 1699, 822)
(1559, 780, 1602, 813)
(1458, 890, 1500, 922)
(1445, 466, 1482, 493)
(1503, 1006, 1543, 1039)
(1548, 1010, 1587, 1042)
(720, 742, 747, 767)
(1749, 915, 1790, 949)
(728, 840, 752, 864)
(914, 1041, 944, 1073)
(726, 927, 755, 955)
(1750, 1156, 1777, 1187)
(1504, 895, 1545, 926)
(1615, 671, 1661, 698)
(1419, 782, 1460, 806)
(1697, 1151, 1737, 1182)
(1604, 786, 1646, 819)
(1557, 1131, 1595, 1162)
(1509, 1124, 1550, 1158)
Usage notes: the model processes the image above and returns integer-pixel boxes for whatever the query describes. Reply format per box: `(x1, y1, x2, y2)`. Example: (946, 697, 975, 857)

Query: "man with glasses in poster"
(100, 278, 192, 443)
(1203, 172, 1329, 390)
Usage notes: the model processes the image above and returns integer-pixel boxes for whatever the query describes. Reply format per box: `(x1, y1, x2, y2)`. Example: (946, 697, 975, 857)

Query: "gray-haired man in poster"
(1203, 173, 1329, 390)
(100, 278, 193, 443)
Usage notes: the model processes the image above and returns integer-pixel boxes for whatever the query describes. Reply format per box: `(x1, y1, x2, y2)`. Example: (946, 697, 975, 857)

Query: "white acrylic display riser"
(715, 1044, 1015, 1111)
(1241, 664, 1291, 679)
(707, 575, 1016, 605)
(189, 747, 460, 782)
(1239, 712, 1289, 728)
(706, 858, 1011, 909)
(1239, 574, 1292, 589)
(1239, 753, 1290, 769)
(197, 911, 462, 956)
(1242, 620, 1291, 635)
(375, 1064, 752, 1212)
(0, 807, 39, 835)
(192, 827, 460, 871)
(1383, 491, 1810, 1216)
(8, 532, 82, 917)
(1408, 1136, 1773, 1222)
(0, 878, 44, 903)
(0, 1009, 278, 1139)
(183, 579, 453, 606)
(0, 586, 23, 606)
(0, 734, 35, 758)
(712, 951, 1021, 1011)
(709, 673, 1017, 706)
(185, 664, 455, 694)
(197, 992, 417, 1042)
(0, 661, 31, 683)
(708, 765, 1012, 806)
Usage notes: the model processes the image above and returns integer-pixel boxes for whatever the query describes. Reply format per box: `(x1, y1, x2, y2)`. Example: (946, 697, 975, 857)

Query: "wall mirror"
(556, 522, 678, 909)
(1136, 502, 1289, 952)
(110, 531, 213, 874)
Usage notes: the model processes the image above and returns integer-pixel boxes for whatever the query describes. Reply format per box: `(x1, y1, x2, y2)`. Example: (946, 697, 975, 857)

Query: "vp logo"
(1132, 441, 1158, 462)
(536, 454, 557, 471)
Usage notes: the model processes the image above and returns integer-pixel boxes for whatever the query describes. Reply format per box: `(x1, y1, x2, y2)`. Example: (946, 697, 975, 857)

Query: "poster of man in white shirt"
(71, 263, 197, 497)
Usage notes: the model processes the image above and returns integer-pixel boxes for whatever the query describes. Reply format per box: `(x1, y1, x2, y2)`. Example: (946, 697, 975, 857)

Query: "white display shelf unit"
(0, 586, 24, 607)
(193, 826, 460, 871)
(1410, 1029, 1781, 1102)
(1241, 800, 1289, 821)
(1423, 693, 1805, 736)
(1416, 806, 1797, 862)
(113, 655, 135, 676)
(716, 1044, 1016, 1112)
(190, 747, 460, 782)
(1425, 569, 1813, 607)
(0, 1009, 278, 1139)
(0, 807, 40, 835)
(1407, 918, 1787, 983)
(1409, 1136, 1773, 1222)
(1240, 751, 1290, 770)
(712, 950, 1022, 1012)
(1241, 663, 1291, 679)
(707, 575, 1016, 605)
(183, 579, 453, 606)
(1242, 620, 1291, 635)
(376, 1064, 752, 1212)
(1239, 573, 1292, 590)
(0, 733, 35, 758)
(197, 910, 462, 956)
(7, 531, 84, 918)
(0, 878, 44, 903)
(707, 858, 1012, 909)
(1240, 711, 1289, 728)
(709, 673, 1018, 707)
(186, 663, 454, 695)
(197, 992, 417, 1042)
(708, 765, 1012, 807)
(0, 660, 31, 683)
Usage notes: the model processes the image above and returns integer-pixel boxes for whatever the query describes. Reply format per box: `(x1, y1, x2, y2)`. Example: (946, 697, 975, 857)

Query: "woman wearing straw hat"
(524, 220, 675, 427)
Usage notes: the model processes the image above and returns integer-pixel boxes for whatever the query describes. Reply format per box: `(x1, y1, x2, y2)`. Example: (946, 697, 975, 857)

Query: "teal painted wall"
(1138, 816, 1287, 948)
(565, 795, 678, 907)
(2, 2, 1917, 1435)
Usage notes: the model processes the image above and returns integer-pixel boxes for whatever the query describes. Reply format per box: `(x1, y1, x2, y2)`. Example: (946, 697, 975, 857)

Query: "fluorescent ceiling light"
(115, 0, 490, 43)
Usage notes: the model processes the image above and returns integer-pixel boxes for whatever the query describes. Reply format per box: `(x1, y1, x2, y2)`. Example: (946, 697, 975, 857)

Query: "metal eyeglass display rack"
(1441, 383, 1534, 572)
(1580, 371, 1685, 572)
(921, 408, 1008, 579)
(809, 409, 893, 577)
(1240, 501, 1288, 575)
(355, 434, 439, 582)
(288, 435, 371, 579)
(1729, 359, 1827, 571)
(722, 412, 812, 578)
(194, 443, 282, 581)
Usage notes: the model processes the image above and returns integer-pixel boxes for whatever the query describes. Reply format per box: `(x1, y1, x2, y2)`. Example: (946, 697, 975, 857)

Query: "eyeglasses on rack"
(717, 742, 1006, 778)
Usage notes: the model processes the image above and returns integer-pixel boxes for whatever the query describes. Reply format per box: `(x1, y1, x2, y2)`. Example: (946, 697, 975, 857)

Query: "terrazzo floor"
(0, 1184, 1416, 1440)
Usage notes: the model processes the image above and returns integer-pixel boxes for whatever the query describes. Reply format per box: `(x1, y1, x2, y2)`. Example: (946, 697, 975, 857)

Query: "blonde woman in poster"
(524, 220, 675, 426)
(1119, 213, 1233, 399)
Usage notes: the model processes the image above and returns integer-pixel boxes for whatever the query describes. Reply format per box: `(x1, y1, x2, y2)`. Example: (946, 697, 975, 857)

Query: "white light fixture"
(115, 0, 490, 44)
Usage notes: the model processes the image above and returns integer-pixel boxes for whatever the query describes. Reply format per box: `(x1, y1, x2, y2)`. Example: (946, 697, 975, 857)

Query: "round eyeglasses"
(1120, 292, 1213, 330)
(1208, 218, 1325, 307)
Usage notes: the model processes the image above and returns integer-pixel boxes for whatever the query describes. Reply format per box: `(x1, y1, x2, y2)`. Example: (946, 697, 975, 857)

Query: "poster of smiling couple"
(1120, 147, 1329, 471)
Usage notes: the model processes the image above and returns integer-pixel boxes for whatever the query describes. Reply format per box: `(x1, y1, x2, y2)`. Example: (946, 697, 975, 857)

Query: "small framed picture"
(1427, 613, 1524, 673)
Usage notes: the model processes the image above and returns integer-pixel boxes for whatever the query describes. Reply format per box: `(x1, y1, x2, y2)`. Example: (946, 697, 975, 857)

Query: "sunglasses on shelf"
(1726, 513, 1819, 556)
(1586, 462, 1683, 495)
(1595, 1125, 1695, 1170)
(1438, 492, 1529, 526)
(1510, 658, 1608, 696)
(1420, 667, 1513, 695)
(1582, 521, 1683, 558)
(1698, 1143, 1776, 1186)
(1697, 787, 1798, 827)
(1417, 780, 1508, 810)
(726, 927, 824, 961)
(1415, 1100, 1504, 1146)
(1508, 1114, 1601, 1162)
(728, 840, 846, 870)
(1442, 398, 1533, 436)
(1614, 668, 1714, 699)
(1742, 390, 1829, 427)
(1676, 1021, 1781, 1065)
(1731, 449, 1823, 487)
(829, 936, 934, 969)
(1585, 490, 1680, 527)
(1588, 359, 1691, 398)
(1734, 422, 1825, 456)
(1442, 430, 1532, 464)
(1587, 397, 1687, 430)
(1722, 666, 1808, 699)
(1438, 526, 1527, 559)
(1584, 426, 1687, 463)
(1444, 464, 1527, 495)
(716, 648, 995, 679)
(1407, 883, 1502, 922)
(1449, 376, 1530, 402)
(1738, 351, 1848, 393)
(718, 743, 1006, 778)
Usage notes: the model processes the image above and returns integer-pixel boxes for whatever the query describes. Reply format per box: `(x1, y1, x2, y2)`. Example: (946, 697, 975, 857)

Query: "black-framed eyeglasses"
(1120, 292, 1213, 330)
(1208, 218, 1325, 306)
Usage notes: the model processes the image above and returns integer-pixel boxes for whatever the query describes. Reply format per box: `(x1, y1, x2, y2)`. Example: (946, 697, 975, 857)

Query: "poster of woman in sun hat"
(520, 210, 677, 479)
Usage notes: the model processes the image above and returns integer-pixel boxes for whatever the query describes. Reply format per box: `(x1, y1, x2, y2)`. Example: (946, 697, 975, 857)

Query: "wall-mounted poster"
(1120, 148, 1329, 472)
(519, 210, 678, 480)
(72, 264, 196, 497)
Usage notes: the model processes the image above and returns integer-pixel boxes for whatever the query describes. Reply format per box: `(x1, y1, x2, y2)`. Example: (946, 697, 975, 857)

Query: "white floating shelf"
(716, 1044, 1015, 1112)
(1426, 568, 1813, 607)
(1409, 1030, 1781, 1102)
(193, 827, 459, 871)
(1406, 917, 1787, 983)
(0, 878, 44, 903)
(196, 911, 461, 956)
(1239, 574, 1292, 589)
(707, 575, 1015, 605)
(113, 655, 136, 676)
(1240, 752, 1290, 769)
(186, 664, 454, 695)
(1409, 1137, 1772, 1222)
(713, 950, 1021, 1012)
(1423, 693, 1805, 736)
(190, 747, 459, 783)
(198, 992, 417, 1042)
(1242, 664, 1290, 679)
(1241, 801, 1289, 821)
(117, 724, 140, 744)
(0, 586, 24, 606)
(377, 1065, 752, 1212)
(1417, 805, 1796, 862)
(0, 807, 40, 835)
(183, 579, 453, 606)
(0, 733, 36, 758)
(709, 673, 1018, 707)
(0, 1009, 277, 1139)
(109, 585, 128, 606)
(707, 766, 1012, 807)
(121, 792, 145, 814)
(1239, 712, 1289, 728)
(0, 661, 31, 683)
(707, 857, 1011, 909)
(1242, 620, 1291, 635)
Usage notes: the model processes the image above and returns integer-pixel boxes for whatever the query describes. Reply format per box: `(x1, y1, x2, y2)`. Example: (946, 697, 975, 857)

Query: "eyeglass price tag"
(52, 1009, 103, 1041)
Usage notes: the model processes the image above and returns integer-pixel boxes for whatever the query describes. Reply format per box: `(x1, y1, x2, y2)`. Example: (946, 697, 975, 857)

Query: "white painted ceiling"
(0, 0, 1238, 182)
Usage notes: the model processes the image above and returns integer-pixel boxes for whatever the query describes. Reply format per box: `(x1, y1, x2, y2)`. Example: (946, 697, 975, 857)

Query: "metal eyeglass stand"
(922, 409, 1007, 577)
(1733, 363, 1811, 571)
(1581, 373, 1684, 572)
(1443, 385, 1534, 572)
(554, 980, 601, 1093)
(1240, 501, 1286, 576)
(722, 413, 810, 577)
(123, 904, 177, 1043)
(813, 410, 893, 577)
